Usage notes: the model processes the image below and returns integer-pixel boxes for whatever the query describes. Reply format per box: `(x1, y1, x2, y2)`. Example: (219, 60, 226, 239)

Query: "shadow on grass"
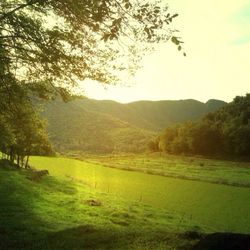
(192, 232, 250, 250)
(35, 226, 196, 250)
(0, 167, 77, 250)
(0, 168, 195, 250)
(35, 227, 250, 250)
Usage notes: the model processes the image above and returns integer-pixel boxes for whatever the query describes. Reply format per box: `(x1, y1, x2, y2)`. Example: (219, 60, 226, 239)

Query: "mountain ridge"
(40, 97, 227, 153)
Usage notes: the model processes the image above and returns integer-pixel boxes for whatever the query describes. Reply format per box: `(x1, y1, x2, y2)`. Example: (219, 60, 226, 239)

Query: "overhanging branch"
(0, 0, 39, 21)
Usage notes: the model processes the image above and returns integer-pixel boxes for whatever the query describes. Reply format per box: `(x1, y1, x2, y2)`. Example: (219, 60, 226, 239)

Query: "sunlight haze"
(82, 0, 250, 103)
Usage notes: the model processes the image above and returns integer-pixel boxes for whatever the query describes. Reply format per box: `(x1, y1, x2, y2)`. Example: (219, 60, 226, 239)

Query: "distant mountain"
(205, 99, 227, 112)
(40, 97, 227, 153)
(72, 98, 227, 131)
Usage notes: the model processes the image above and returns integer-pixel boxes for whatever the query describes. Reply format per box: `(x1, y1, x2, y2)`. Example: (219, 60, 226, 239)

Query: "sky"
(81, 0, 250, 103)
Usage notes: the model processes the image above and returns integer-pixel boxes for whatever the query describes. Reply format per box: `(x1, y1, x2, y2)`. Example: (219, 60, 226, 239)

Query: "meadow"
(0, 162, 202, 250)
(30, 155, 250, 234)
(80, 153, 250, 187)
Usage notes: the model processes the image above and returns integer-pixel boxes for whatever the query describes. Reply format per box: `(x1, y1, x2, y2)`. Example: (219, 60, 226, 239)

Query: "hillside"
(40, 98, 226, 153)
(154, 94, 250, 157)
(73, 98, 227, 131)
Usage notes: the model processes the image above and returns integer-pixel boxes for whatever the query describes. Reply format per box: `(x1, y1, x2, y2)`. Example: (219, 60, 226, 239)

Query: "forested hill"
(64, 98, 226, 131)
(40, 98, 226, 153)
(153, 94, 250, 157)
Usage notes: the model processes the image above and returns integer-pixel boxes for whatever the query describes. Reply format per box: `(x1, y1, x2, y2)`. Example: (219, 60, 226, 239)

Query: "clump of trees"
(0, 82, 53, 168)
(149, 94, 250, 158)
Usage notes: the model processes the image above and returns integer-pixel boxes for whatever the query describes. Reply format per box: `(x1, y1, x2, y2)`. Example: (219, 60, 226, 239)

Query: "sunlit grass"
(81, 153, 250, 187)
(0, 167, 199, 249)
(30, 156, 250, 233)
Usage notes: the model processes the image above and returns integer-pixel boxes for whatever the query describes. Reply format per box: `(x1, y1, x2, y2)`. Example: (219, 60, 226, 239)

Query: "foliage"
(0, 0, 182, 99)
(0, 81, 53, 167)
(154, 94, 250, 157)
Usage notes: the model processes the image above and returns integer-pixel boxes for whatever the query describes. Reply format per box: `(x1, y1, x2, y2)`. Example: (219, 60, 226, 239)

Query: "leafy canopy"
(0, 0, 182, 99)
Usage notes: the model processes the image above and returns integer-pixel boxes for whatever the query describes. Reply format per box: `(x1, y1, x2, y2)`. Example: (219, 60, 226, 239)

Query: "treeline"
(149, 94, 250, 157)
(0, 81, 53, 168)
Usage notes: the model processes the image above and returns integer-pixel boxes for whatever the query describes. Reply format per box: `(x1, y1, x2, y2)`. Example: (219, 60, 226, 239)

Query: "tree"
(0, 115, 15, 158)
(158, 125, 178, 152)
(11, 104, 53, 167)
(190, 121, 222, 155)
(0, 0, 183, 100)
(0, 79, 53, 167)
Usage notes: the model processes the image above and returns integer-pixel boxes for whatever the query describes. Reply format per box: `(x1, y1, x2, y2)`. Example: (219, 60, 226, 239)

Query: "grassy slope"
(0, 166, 200, 250)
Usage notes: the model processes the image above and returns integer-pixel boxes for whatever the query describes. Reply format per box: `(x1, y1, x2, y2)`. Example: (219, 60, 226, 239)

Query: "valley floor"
(0, 165, 200, 250)
(1, 154, 250, 249)
(80, 153, 250, 188)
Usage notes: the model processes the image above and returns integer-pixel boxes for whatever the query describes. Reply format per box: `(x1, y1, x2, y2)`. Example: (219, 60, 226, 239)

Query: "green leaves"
(171, 36, 181, 45)
(171, 36, 186, 56)
(0, 0, 185, 117)
(124, 0, 132, 10)
(165, 13, 178, 24)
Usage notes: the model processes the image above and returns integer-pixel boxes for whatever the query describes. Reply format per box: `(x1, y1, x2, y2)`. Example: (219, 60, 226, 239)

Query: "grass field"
(0, 165, 201, 250)
(80, 153, 250, 187)
(1, 154, 250, 249)
(30, 155, 250, 234)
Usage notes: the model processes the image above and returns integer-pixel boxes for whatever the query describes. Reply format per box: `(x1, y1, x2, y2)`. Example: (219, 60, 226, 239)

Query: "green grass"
(0, 166, 200, 250)
(81, 153, 250, 187)
(30, 156, 250, 233)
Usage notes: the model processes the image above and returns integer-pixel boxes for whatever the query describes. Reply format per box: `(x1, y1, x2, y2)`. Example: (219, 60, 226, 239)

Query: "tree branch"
(0, 0, 39, 21)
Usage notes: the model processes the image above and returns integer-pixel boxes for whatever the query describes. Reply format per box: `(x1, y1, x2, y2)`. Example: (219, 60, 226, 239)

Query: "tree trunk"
(17, 155, 20, 167)
(10, 147, 14, 164)
(25, 155, 30, 169)
(20, 156, 24, 168)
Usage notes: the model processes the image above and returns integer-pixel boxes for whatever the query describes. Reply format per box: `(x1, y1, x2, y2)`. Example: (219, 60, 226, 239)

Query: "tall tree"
(0, 78, 53, 166)
(0, 0, 182, 100)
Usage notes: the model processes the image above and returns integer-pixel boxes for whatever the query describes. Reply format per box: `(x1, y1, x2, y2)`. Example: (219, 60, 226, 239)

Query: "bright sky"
(82, 0, 250, 103)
